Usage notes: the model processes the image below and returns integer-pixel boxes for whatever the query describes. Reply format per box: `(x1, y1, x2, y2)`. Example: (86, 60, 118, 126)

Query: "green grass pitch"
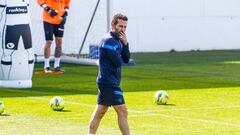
(0, 50, 240, 134)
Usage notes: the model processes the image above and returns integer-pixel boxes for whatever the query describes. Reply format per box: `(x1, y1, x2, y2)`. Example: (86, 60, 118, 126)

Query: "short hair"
(112, 13, 128, 25)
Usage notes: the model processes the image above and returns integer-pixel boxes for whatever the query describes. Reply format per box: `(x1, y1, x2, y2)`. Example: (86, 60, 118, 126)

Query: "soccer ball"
(0, 101, 4, 114)
(50, 96, 64, 111)
(154, 90, 169, 105)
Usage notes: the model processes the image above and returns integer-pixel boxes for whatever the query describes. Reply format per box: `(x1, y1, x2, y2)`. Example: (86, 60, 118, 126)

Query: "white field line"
(20, 96, 240, 112)
(29, 96, 95, 107)
(3, 88, 240, 112)
(1, 89, 95, 107)
(12, 96, 240, 112)
(2, 96, 95, 112)
(132, 105, 240, 113)
(128, 106, 240, 128)
(32, 97, 240, 127)
(3, 96, 240, 128)
(129, 111, 240, 128)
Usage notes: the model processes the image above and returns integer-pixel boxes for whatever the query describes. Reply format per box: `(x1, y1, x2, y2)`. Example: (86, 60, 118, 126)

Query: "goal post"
(77, 0, 101, 58)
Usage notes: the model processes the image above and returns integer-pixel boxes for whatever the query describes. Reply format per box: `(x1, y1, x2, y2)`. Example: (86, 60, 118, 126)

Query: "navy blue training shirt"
(97, 31, 130, 87)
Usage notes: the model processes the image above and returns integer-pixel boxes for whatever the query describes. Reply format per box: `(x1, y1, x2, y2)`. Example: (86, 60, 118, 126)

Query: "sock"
(44, 58, 50, 69)
(87, 133, 95, 135)
(54, 57, 61, 68)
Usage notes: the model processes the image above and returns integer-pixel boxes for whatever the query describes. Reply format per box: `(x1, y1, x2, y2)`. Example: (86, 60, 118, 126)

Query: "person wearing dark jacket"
(88, 13, 130, 135)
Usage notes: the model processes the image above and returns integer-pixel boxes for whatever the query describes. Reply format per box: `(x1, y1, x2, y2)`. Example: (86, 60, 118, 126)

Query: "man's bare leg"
(113, 104, 130, 135)
(44, 40, 52, 69)
(88, 104, 108, 134)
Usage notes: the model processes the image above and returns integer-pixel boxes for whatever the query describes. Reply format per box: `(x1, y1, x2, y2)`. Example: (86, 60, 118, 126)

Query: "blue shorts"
(97, 86, 125, 106)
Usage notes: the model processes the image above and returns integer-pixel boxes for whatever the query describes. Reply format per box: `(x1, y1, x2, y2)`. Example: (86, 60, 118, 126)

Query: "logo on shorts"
(6, 43, 15, 49)
(118, 97, 123, 103)
(58, 28, 64, 32)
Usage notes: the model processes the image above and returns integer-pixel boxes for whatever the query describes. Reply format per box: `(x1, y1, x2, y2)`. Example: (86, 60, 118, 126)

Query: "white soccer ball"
(50, 96, 64, 111)
(0, 101, 4, 114)
(154, 90, 169, 105)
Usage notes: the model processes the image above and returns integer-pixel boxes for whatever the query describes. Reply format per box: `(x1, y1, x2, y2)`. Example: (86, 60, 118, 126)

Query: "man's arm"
(62, 0, 71, 17)
(37, 0, 58, 17)
(65, 0, 71, 9)
(121, 43, 130, 63)
(119, 31, 130, 63)
(59, 0, 71, 25)
(101, 40, 123, 67)
(37, 0, 45, 6)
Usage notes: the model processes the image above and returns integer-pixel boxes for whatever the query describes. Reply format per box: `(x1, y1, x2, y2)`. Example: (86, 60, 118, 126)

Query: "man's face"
(112, 19, 128, 38)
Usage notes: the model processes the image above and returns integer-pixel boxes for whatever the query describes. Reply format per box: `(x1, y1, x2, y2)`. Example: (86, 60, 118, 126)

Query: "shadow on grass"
(155, 103, 176, 106)
(60, 110, 72, 112)
(0, 114, 11, 116)
(163, 103, 176, 106)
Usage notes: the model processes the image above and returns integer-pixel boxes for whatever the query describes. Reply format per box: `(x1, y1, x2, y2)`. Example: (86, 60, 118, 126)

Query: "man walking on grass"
(88, 13, 131, 135)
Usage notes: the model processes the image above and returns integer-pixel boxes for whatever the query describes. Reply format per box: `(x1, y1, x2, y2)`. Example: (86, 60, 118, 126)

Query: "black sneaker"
(44, 67, 52, 73)
(54, 67, 65, 73)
